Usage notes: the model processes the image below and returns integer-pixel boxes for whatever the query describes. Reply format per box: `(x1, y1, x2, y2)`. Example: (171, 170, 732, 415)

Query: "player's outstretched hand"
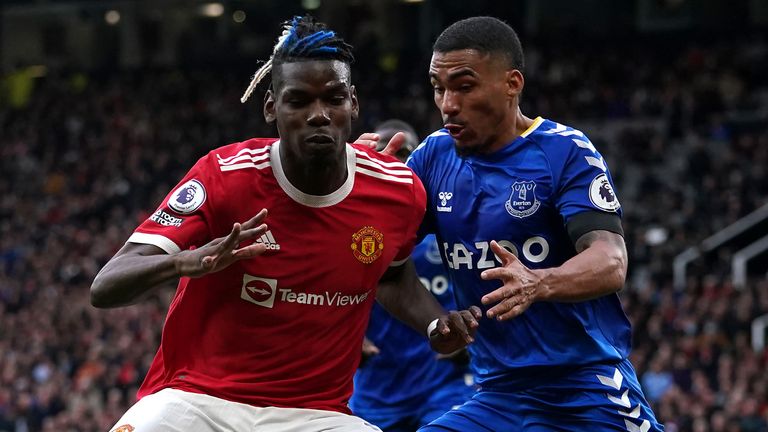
(429, 306, 482, 355)
(353, 132, 407, 156)
(176, 209, 270, 278)
(480, 240, 543, 321)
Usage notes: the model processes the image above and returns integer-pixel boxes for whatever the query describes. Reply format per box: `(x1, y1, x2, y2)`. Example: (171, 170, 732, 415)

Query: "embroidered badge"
(505, 181, 541, 218)
(351, 226, 384, 264)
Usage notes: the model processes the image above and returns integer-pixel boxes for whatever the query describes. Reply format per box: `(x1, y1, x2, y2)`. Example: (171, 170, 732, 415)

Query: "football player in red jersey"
(91, 15, 480, 432)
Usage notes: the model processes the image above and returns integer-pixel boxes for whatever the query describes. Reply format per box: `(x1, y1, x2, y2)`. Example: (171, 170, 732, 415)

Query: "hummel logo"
(437, 191, 453, 213)
(255, 230, 281, 250)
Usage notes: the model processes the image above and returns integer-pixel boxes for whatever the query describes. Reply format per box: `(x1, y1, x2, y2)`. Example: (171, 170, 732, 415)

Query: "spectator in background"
(1, 20, 767, 432)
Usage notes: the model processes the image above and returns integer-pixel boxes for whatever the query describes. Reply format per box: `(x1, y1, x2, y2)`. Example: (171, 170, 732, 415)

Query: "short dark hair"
(240, 15, 354, 103)
(433, 16, 524, 71)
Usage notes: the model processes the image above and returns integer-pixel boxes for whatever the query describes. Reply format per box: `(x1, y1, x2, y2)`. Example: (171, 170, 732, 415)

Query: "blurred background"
(1, 0, 767, 431)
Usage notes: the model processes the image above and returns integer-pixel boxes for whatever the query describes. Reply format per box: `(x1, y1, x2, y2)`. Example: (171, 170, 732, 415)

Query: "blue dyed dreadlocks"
(240, 15, 354, 103)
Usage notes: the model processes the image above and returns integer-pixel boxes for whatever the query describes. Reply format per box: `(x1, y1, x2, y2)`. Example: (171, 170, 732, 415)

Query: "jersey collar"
(270, 140, 356, 208)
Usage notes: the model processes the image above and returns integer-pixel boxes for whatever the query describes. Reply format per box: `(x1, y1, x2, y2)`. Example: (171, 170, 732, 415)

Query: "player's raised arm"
(377, 259, 481, 354)
(90, 210, 269, 308)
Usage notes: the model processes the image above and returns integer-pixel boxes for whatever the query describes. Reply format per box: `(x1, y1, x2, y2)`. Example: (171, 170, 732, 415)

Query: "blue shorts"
(356, 374, 475, 432)
(420, 359, 663, 432)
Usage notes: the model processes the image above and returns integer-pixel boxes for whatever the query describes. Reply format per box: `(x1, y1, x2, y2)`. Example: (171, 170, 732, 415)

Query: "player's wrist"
(170, 251, 189, 278)
(533, 268, 553, 302)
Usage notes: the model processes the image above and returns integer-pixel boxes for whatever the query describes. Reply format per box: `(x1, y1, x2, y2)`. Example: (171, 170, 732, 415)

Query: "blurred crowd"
(1, 36, 768, 431)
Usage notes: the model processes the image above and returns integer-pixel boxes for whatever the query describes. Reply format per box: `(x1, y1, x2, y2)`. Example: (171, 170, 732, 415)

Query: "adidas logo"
(255, 230, 281, 250)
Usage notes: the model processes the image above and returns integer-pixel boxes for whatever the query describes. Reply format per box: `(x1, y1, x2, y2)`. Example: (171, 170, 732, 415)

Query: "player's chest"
(431, 159, 556, 234)
(215, 191, 407, 284)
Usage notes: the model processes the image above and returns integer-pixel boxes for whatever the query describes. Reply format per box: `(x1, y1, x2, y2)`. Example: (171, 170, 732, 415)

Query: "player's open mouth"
(445, 124, 465, 138)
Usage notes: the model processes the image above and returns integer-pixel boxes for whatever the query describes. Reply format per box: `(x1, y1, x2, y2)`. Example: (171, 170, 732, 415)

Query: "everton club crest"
(505, 181, 541, 218)
(351, 226, 384, 264)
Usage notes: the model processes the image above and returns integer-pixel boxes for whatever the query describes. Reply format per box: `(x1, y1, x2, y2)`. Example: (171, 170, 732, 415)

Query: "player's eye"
(286, 98, 307, 107)
(459, 84, 474, 93)
(329, 95, 347, 105)
(433, 86, 445, 95)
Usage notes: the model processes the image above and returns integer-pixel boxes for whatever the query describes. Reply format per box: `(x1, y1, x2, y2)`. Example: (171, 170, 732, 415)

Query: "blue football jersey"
(351, 234, 470, 414)
(407, 117, 632, 387)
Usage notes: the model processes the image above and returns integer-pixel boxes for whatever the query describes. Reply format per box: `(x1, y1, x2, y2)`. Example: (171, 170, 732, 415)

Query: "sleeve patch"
(168, 179, 207, 214)
(588, 174, 620, 212)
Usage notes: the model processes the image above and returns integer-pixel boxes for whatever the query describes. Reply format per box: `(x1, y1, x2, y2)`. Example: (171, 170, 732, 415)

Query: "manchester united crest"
(112, 425, 135, 432)
(351, 226, 384, 264)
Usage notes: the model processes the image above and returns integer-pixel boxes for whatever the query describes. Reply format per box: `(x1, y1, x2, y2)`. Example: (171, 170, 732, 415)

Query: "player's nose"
(440, 91, 461, 116)
(307, 100, 331, 126)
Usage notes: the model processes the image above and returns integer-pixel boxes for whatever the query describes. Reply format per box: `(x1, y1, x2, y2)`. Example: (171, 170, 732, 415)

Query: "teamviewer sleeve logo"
(241, 275, 278, 308)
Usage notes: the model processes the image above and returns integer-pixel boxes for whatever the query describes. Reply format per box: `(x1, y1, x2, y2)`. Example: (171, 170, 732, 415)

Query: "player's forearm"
(377, 260, 447, 336)
(535, 240, 627, 303)
(91, 251, 180, 308)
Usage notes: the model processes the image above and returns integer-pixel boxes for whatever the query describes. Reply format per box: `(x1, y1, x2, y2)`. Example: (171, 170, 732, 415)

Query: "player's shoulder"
(412, 129, 454, 158)
(524, 118, 592, 151)
(350, 143, 416, 187)
(521, 117, 603, 168)
(204, 137, 278, 174)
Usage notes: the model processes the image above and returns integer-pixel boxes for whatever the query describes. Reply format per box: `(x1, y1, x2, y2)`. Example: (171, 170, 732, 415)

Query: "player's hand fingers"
(238, 223, 268, 242)
(362, 338, 380, 356)
(216, 223, 242, 253)
(481, 284, 516, 306)
(480, 267, 509, 281)
(200, 255, 216, 271)
(490, 295, 530, 321)
(447, 311, 473, 344)
(241, 209, 268, 230)
(486, 296, 520, 320)
(232, 243, 268, 259)
(380, 132, 406, 156)
(459, 309, 479, 331)
(353, 133, 380, 149)
(469, 305, 483, 320)
(495, 303, 528, 321)
(489, 240, 518, 266)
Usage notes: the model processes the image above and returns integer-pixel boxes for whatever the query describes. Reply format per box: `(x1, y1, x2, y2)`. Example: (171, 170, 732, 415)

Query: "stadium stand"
(1, 33, 767, 432)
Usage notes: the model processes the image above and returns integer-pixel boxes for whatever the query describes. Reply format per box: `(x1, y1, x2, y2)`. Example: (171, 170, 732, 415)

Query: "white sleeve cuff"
(127, 232, 181, 254)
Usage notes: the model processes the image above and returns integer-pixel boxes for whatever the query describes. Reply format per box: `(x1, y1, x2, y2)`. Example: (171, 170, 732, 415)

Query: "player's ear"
(506, 69, 524, 98)
(264, 88, 276, 123)
(350, 85, 359, 121)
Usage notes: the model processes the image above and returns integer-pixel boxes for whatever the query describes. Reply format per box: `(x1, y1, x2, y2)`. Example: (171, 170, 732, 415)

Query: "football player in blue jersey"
(350, 120, 476, 432)
(375, 17, 664, 431)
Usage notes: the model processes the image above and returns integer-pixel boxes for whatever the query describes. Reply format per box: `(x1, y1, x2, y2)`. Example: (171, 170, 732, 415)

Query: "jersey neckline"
(270, 140, 356, 208)
(466, 116, 546, 162)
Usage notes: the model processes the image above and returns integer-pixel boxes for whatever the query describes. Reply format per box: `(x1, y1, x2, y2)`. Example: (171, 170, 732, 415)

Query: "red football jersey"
(127, 138, 426, 413)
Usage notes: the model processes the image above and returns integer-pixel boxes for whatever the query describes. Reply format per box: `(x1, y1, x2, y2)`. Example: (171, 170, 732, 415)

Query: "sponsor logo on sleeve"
(149, 209, 184, 227)
(168, 179, 206, 214)
(505, 180, 541, 218)
(589, 173, 621, 212)
(351, 226, 384, 264)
